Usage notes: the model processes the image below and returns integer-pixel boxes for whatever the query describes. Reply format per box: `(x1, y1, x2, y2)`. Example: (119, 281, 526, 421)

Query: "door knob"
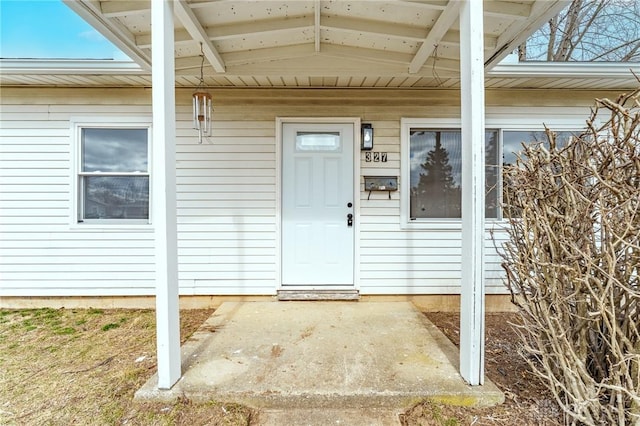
(347, 213, 353, 227)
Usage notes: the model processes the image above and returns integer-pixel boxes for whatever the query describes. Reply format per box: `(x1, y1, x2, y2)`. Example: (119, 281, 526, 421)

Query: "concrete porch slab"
(135, 301, 504, 418)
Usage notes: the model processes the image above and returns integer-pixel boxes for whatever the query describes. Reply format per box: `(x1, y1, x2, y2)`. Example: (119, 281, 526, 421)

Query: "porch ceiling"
(50, 0, 568, 88)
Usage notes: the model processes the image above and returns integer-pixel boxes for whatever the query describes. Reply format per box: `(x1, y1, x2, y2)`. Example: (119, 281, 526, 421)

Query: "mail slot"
(364, 176, 398, 191)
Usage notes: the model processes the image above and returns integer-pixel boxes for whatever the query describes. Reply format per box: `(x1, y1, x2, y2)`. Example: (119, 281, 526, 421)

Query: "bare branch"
(499, 86, 640, 424)
(524, 0, 640, 62)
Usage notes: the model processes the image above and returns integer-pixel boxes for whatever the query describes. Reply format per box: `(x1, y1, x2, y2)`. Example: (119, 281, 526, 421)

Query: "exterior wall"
(0, 94, 156, 296)
(0, 87, 616, 298)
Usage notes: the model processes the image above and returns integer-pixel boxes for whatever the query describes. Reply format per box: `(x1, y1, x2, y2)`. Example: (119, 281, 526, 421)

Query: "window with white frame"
(401, 118, 582, 227)
(75, 124, 150, 224)
(403, 124, 499, 222)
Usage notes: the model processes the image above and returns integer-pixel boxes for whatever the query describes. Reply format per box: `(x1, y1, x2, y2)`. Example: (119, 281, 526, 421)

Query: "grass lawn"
(0, 308, 254, 425)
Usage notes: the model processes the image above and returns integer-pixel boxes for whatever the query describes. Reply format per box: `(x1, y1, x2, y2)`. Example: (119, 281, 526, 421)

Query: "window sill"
(400, 218, 505, 231)
(70, 221, 154, 232)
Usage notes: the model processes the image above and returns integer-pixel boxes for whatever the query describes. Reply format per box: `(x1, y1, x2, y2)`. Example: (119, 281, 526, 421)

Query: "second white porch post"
(152, 0, 181, 389)
(459, 0, 485, 386)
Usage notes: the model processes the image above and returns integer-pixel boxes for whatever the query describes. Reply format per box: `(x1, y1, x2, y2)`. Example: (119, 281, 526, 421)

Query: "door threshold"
(278, 289, 360, 301)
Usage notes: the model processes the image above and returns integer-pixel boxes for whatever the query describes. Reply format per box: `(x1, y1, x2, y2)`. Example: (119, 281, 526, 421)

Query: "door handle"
(347, 213, 353, 227)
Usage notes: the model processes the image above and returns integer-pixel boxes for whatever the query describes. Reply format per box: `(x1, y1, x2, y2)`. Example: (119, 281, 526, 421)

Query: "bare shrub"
(500, 88, 640, 425)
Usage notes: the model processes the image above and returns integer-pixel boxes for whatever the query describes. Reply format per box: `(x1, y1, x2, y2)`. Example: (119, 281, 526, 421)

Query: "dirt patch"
(270, 344, 284, 358)
(401, 313, 563, 426)
(0, 308, 255, 425)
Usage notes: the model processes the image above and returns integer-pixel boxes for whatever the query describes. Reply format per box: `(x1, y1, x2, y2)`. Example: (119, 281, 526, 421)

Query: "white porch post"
(152, 0, 181, 389)
(459, 0, 485, 386)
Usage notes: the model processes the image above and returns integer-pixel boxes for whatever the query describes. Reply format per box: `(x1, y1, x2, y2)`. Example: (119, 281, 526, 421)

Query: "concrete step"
(277, 290, 360, 301)
(257, 408, 401, 426)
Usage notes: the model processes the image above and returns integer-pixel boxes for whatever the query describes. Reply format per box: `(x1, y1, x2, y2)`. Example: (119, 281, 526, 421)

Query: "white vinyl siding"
(175, 118, 277, 295)
(0, 105, 155, 296)
(0, 87, 598, 298)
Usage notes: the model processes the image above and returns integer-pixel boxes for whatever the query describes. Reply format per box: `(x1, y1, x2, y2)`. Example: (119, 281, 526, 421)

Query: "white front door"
(282, 122, 354, 287)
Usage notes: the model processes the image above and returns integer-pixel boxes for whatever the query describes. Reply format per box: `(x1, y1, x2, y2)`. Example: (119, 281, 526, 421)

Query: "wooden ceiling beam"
(175, 43, 420, 74)
(210, 16, 313, 41)
(220, 54, 460, 78)
(174, 0, 226, 73)
(135, 18, 496, 54)
(314, 0, 321, 52)
(135, 16, 314, 48)
(320, 44, 415, 65)
(226, 44, 415, 68)
(98, 0, 531, 21)
(224, 44, 315, 67)
(175, 56, 212, 72)
(138, 15, 428, 49)
(408, 0, 461, 74)
(137, 29, 193, 49)
(439, 30, 498, 51)
(390, 0, 448, 11)
(483, 1, 531, 20)
(100, 0, 150, 18)
(187, 0, 242, 10)
(321, 16, 426, 42)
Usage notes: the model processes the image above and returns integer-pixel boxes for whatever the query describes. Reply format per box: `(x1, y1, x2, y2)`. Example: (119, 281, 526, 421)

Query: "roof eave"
(0, 59, 147, 75)
(488, 61, 640, 79)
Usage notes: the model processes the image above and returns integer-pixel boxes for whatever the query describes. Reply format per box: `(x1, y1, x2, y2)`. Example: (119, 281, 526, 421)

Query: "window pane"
(83, 176, 149, 220)
(82, 128, 148, 172)
(409, 129, 499, 220)
(503, 130, 577, 167)
(296, 132, 341, 152)
(410, 130, 462, 218)
(485, 130, 499, 218)
(502, 130, 578, 218)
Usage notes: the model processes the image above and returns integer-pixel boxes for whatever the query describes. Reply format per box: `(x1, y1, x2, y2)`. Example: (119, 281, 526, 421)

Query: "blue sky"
(0, 0, 128, 60)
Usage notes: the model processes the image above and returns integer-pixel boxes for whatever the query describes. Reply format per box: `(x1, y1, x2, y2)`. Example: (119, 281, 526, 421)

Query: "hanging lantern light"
(193, 43, 212, 143)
